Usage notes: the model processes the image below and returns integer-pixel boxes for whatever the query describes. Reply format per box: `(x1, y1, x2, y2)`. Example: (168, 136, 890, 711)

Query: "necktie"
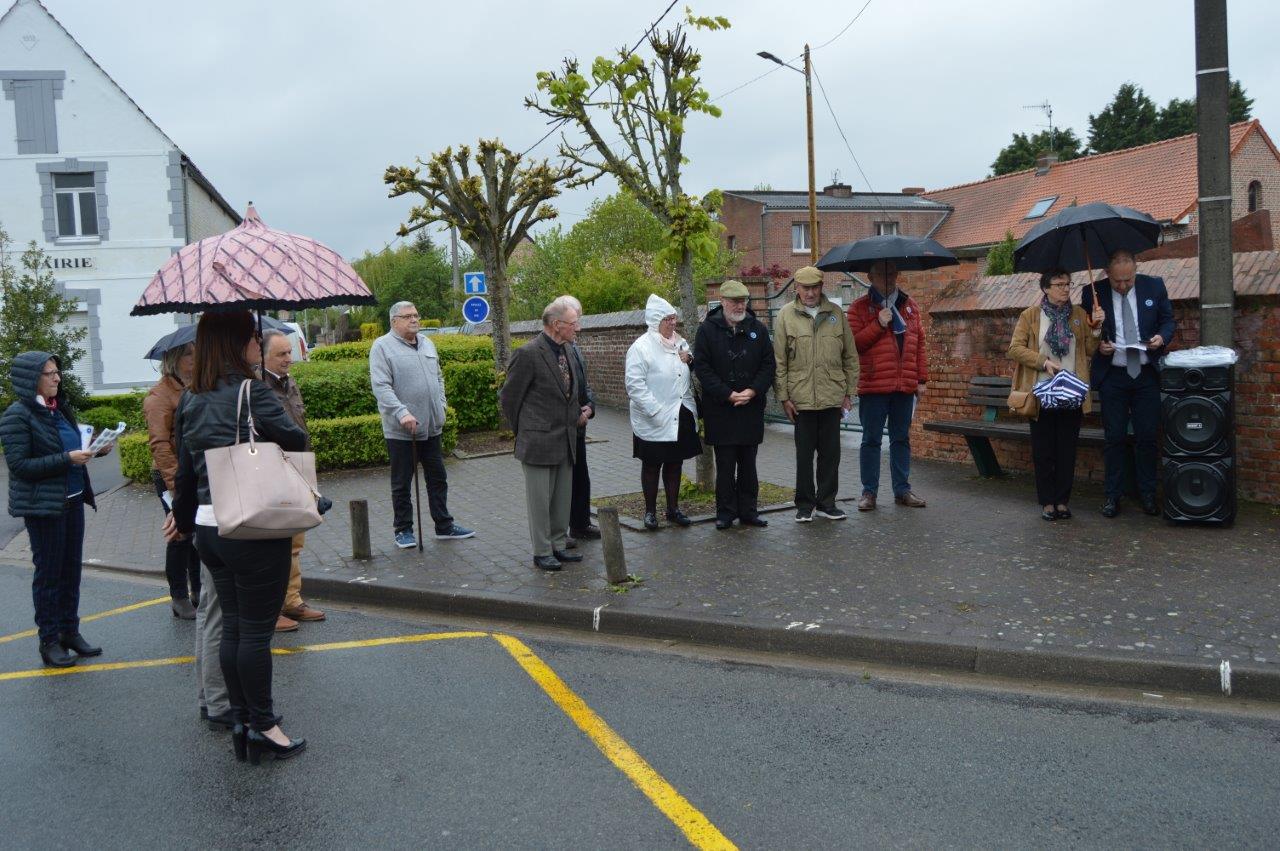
(1121, 293, 1141, 379)
(557, 351, 572, 398)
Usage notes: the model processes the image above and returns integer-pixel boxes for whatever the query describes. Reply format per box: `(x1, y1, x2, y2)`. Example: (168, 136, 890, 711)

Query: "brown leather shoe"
(894, 492, 927, 508)
(274, 614, 300, 632)
(283, 604, 326, 622)
(857, 493, 876, 511)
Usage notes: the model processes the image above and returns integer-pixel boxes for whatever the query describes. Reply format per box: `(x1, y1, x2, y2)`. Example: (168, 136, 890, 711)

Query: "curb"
(72, 557, 1280, 703)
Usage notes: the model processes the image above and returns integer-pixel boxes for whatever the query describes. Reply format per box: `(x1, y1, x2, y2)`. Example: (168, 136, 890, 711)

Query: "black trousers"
(569, 429, 592, 532)
(713, 444, 760, 522)
(388, 436, 453, 534)
(793, 408, 842, 512)
(1029, 407, 1083, 506)
(152, 471, 201, 601)
(1099, 365, 1160, 500)
(25, 495, 85, 644)
(195, 527, 291, 732)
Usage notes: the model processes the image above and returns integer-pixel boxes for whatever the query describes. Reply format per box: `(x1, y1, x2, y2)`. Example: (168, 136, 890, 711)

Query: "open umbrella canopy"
(131, 205, 375, 316)
(816, 234, 959, 273)
(143, 315, 293, 360)
(1014, 202, 1161, 273)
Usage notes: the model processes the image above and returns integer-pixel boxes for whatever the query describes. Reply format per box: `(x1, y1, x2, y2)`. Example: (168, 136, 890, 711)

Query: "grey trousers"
(194, 564, 229, 715)
(522, 460, 573, 557)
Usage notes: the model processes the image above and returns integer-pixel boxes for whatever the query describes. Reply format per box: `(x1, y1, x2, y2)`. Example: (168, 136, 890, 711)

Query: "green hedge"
(80, 406, 124, 432)
(117, 407, 459, 483)
(442, 361, 501, 431)
(291, 360, 376, 419)
(307, 341, 374, 362)
(82, 391, 147, 431)
(306, 335, 494, 364)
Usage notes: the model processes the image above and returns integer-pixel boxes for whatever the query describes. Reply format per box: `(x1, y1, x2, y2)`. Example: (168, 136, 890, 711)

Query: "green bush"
(119, 432, 152, 483)
(306, 335, 494, 366)
(120, 408, 459, 482)
(359, 322, 381, 341)
(442, 362, 501, 432)
(79, 405, 124, 432)
(291, 360, 377, 419)
(308, 341, 373, 362)
(421, 318, 442, 329)
(83, 390, 147, 430)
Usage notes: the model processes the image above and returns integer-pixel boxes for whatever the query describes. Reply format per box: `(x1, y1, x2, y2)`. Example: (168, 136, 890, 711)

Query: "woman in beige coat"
(1007, 269, 1104, 520)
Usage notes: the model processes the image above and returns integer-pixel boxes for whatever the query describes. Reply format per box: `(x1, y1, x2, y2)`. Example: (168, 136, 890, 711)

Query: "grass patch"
(593, 478, 794, 521)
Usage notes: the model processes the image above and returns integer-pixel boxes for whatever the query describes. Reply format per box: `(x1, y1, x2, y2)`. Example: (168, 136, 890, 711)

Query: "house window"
(791, 222, 811, 253)
(1024, 196, 1058, 219)
(874, 221, 900, 236)
(727, 235, 737, 251)
(1248, 180, 1262, 213)
(53, 173, 99, 238)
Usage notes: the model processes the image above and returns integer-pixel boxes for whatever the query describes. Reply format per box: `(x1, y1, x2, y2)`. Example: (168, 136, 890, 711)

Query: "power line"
(810, 57, 891, 221)
(521, 0, 681, 157)
(811, 0, 874, 51)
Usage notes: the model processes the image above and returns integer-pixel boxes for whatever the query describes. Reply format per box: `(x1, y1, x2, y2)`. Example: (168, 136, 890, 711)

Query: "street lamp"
(759, 45, 818, 263)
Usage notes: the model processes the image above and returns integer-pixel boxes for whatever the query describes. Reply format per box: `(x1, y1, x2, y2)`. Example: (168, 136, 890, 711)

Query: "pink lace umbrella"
(131, 204, 374, 315)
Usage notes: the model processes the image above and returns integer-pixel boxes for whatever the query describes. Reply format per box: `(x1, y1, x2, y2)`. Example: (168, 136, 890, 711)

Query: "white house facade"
(0, 0, 238, 392)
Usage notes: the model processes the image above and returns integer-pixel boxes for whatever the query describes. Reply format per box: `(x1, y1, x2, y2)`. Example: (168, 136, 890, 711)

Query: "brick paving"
(7, 406, 1278, 675)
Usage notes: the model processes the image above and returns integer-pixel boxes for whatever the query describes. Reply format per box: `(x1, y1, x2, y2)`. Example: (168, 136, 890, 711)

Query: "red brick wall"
(512, 319, 658, 408)
(914, 297, 1280, 504)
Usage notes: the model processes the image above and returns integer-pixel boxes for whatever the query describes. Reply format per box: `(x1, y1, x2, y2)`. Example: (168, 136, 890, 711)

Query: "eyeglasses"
(41, 369, 61, 377)
(1047, 282, 1071, 290)
(394, 313, 420, 321)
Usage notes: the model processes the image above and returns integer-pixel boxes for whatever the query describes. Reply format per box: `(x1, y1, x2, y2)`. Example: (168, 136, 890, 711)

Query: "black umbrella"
(144, 314, 293, 360)
(816, 234, 959, 273)
(1014, 202, 1161, 304)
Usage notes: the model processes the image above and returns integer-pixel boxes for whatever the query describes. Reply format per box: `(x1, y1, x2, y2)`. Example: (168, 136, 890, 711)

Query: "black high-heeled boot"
(231, 724, 248, 762)
(246, 729, 306, 765)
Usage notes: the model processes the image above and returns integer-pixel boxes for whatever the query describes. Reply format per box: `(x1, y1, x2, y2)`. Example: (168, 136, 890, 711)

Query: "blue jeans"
(859, 392, 915, 497)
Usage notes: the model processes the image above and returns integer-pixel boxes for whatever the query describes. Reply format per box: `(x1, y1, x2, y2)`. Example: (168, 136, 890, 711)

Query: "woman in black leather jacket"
(165, 310, 309, 765)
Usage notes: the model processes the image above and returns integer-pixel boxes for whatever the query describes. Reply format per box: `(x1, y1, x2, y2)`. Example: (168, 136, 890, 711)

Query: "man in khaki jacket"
(772, 266, 859, 522)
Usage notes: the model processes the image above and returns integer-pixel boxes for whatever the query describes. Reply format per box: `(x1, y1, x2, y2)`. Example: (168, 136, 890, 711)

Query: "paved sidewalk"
(7, 407, 1277, 696)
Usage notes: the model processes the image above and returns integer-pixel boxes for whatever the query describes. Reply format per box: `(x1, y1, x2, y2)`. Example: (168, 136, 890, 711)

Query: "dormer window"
(1024, 196, 1058, 220)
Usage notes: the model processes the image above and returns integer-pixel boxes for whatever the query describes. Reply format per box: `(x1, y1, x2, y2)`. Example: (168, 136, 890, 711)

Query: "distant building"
(0, 0, 239, 392)
(924, 120, 1280, 263)
(719, 182, 951, 288)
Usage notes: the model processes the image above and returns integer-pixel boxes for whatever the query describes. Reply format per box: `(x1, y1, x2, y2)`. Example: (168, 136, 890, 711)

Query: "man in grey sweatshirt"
(370, 301, 474, 548)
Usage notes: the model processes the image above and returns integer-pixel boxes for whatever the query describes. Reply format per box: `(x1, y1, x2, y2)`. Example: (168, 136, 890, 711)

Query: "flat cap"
(719, 279, 750, 299)
(794, 266, 823, 285)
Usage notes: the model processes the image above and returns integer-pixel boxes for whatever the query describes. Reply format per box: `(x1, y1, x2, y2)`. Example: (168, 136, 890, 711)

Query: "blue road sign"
(464, 272, 487, 294)
(462, 296, 490, 324)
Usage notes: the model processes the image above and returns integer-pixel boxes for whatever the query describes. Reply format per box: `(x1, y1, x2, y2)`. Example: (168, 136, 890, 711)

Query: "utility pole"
(758, 47, 819, 263)
(1195, 0, 1233, 347)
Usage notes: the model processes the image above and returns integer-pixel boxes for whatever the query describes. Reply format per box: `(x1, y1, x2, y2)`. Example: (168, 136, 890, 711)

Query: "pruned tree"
(527, 9, 730, 486)
(385, 140, 577, 369)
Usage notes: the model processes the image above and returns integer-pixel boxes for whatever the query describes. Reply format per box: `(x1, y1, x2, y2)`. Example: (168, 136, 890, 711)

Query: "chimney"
(900, 187, 926, 196)
(1035, 151, 1059, 175)
(823, 182, 852, 198)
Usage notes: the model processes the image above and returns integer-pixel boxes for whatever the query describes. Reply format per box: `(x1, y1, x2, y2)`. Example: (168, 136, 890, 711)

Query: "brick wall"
(915, 271, 1280, 505)
(507, 311, 656, 408)
(1232, 131, 1280, 245)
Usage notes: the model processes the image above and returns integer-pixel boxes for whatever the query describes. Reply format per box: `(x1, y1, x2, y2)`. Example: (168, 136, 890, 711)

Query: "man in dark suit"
(566, 340, 599, 545)
(1081, 248, 1176, 518)
(499, 296, 591, 570)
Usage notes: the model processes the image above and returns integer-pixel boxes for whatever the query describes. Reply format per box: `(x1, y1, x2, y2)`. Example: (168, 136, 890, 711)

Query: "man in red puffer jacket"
(847, 261, 928, 510)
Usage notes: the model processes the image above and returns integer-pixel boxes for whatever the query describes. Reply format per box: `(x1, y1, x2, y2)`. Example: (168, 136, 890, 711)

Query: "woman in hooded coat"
(624, 295, 700, 530)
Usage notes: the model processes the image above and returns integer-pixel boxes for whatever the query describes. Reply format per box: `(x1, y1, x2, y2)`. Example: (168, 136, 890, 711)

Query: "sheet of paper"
(78, 424, 94, 451)
(86, 421, 126, 454)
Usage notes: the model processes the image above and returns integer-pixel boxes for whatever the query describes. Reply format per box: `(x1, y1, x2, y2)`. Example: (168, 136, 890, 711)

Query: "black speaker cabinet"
(1160, 364, 1235, 525)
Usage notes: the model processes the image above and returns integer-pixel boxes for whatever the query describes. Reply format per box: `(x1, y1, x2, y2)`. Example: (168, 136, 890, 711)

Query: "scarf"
(654, 329, 685, 353)
(869, 286, 906, 336)
(1041, 294, 1074, 359)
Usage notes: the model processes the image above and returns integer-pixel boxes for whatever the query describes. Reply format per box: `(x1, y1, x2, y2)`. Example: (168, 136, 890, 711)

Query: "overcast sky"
(39, 0, 1280, 259)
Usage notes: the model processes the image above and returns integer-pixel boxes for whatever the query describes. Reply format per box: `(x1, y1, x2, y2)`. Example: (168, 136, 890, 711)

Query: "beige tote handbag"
(204, 379, 322, 540)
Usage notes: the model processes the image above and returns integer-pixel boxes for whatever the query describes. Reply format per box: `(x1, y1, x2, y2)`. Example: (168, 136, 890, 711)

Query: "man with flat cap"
(693, 280, 776, 530)
(772, 266, 858, 523)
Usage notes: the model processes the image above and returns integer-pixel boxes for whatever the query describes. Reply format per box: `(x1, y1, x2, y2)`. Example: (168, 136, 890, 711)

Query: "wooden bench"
(923, 376, 1122, 479)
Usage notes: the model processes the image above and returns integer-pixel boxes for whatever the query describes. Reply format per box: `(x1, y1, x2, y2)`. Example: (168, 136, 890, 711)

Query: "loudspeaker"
(1160, 364, 1235, 525)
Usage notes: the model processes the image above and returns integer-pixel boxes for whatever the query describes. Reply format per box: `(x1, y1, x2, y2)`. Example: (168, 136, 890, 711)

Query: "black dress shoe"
(666, 509, 692, 527)
(533, 555, 562, 571)
(552, 549, 583, 563)
(741, 516, 769, 528)
(39, 641, 76, 668)
(1055, 507, 1073, 520)
(59, 632, 102, 657)
(1140, 495, 1160, 516)
(715, 518, 734, 530)
(643, 512, 659, 530)
(563, 536, 578, 549)
(1101, 499, 1120, 518)
(570, 525, 602, 539)
(246, 729, 306, 765)
(1041, 508, 1057, 521)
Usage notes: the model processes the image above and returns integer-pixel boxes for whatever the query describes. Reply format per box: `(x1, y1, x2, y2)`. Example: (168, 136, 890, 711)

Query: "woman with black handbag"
(165, 310, 310, 764)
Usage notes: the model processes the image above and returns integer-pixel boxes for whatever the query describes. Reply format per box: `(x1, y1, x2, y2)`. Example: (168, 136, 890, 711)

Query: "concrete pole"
(804, 44, 818, 264)
(1195, 0, 1233, 347)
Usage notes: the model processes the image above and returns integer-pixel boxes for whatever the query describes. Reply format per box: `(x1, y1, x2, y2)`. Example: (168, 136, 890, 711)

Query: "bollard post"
(596, 507, 628, 584)
(349, 499, 371, 560)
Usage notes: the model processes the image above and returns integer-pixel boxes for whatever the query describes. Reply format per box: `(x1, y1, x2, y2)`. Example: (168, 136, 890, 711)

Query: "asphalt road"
(2, 565, 1278, 849)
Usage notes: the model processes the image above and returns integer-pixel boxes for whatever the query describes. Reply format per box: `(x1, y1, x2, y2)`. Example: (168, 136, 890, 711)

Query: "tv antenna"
(1022, 100, 1056, 150)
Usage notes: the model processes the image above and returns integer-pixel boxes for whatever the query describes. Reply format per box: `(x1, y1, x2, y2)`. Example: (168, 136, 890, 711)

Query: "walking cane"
(410, 426, 424, 553)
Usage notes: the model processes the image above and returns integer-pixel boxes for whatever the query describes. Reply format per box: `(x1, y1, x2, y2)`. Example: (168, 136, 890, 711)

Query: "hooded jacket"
(0, 351, 97, 517)
(624, 295, 697, 442)
(692, 304, 775, 445)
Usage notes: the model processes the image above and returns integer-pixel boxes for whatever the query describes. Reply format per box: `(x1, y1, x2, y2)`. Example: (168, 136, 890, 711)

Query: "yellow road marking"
(0, 655, 196, 681)
(492, 633, 738, 851)
(0, 595, 171, 645)
(272, 631, 488, 654)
